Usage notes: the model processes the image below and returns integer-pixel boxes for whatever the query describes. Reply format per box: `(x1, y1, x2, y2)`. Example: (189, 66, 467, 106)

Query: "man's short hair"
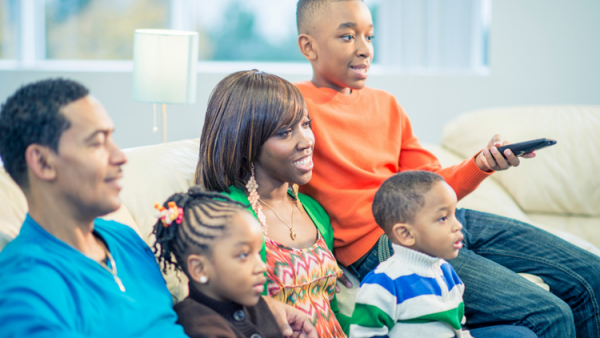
(296, 0, 363, 34)
(0, 78, 89, 188)
(372, 171, 445, 233)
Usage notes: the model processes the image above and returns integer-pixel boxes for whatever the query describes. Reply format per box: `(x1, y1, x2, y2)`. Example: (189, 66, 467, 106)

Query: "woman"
(195, 70, 349, 337)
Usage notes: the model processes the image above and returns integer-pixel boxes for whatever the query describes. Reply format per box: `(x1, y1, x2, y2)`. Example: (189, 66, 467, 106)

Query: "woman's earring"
(291, 183, 303, 211)
(199, 276, 208, 284)
(246, 164, 268, 235)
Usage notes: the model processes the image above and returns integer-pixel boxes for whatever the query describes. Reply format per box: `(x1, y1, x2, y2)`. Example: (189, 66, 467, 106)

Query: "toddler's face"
(409, 181, 464, 260)
(202, 211, 266, 307)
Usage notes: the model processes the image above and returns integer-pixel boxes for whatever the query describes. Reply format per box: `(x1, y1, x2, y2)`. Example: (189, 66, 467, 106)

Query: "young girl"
(152, 186, 283, 338)
(195, 69, 349, 337)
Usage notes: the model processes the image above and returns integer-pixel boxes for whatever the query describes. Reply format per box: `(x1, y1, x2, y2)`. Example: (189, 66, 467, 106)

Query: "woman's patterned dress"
(265, 234, 346, 338)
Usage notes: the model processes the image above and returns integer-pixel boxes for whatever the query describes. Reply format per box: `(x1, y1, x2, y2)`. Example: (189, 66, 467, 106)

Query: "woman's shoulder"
(220, 185, 249, 203)
(298, 193, 327, 216)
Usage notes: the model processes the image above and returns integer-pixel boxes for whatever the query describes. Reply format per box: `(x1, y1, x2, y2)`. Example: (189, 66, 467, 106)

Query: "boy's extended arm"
(397, 109, 492, 200)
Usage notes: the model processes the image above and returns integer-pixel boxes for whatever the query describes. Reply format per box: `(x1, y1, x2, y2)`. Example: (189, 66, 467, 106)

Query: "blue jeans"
(470, 325, 538, 338)
(349, 209, 600, 338)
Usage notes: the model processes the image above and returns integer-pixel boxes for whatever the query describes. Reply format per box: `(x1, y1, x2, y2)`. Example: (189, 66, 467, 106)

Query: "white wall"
(0, 0, 599, 149)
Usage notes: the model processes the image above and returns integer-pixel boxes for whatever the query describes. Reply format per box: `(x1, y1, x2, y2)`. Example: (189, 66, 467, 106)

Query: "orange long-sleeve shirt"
(296, 81, 492, 266)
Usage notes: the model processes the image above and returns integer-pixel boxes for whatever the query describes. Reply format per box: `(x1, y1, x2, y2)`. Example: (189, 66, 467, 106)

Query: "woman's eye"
(278, 129, 292, 137)
(367, 35, 375, 41)
(439, 216, 448, 222)
(302, 119, 313, 128)
(239, 252, 249, 259)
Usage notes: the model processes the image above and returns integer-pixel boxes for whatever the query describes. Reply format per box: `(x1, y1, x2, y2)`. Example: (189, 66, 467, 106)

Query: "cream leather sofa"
(1, 105, 599, 316)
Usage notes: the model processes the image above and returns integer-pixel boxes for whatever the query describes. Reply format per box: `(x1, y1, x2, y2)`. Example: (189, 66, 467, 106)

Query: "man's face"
(310, 1, 374, 93)
(52, 95, 127, 218)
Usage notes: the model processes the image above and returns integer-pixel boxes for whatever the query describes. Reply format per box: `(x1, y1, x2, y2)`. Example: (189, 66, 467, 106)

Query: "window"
(45, 0, 170, 60)
(375, 0, 491, 73)
(2, 0, 490, 74)
(0, 0, 18, 59)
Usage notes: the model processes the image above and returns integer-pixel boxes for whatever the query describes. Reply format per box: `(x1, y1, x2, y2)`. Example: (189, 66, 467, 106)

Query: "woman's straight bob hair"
(195, 69, 306, 192)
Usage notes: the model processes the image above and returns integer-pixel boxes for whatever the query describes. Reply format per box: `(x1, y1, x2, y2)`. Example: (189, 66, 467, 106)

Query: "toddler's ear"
(391, 223, 416, 247)
(298, 34, 317, 61)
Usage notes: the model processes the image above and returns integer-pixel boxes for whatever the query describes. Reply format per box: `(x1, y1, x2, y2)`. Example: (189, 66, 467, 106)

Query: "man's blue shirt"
(0, 214, 188, 338)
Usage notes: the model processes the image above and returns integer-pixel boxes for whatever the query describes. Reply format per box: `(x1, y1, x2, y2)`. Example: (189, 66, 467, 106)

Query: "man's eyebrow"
(84, 129, 111, 142)
(338, 22, 356, 29)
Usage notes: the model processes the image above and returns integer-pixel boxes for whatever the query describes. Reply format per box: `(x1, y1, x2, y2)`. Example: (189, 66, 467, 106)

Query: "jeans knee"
(532, 297, 575, 337)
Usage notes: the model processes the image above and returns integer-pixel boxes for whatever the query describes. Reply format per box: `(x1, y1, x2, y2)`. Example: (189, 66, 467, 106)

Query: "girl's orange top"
(295, 81, 492, 267)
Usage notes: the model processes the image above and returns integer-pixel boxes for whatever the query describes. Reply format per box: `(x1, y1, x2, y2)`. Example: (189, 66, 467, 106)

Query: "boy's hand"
(475, 134, 536, 172)
(263, 296, 318, 338)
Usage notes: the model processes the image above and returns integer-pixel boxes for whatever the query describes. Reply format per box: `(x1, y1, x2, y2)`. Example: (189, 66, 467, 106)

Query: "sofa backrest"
(441, 105, 600, 217)
(440, 106, 600, 248)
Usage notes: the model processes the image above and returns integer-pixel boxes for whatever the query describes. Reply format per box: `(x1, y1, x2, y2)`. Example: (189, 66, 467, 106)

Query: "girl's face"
(194, 210, 266, 307)
(254, 111, 315, 187)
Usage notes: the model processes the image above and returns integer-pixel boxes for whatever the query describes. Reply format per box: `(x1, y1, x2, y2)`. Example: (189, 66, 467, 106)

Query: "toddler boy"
(349, 171, 471, 337)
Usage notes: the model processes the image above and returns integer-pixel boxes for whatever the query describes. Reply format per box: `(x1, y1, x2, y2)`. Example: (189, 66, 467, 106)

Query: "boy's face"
(303, 1, 374, 93)
(406, 181, 464, 260)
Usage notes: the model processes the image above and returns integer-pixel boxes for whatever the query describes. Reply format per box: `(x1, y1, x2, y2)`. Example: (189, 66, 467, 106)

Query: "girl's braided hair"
(152, 185, 247, 275)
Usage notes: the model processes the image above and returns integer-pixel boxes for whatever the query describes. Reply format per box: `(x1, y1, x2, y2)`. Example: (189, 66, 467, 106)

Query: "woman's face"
(254, 111, 315, 186)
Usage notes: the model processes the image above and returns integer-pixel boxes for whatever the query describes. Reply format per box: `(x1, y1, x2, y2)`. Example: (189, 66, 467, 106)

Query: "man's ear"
(298, 34, 317, 61)
(391, 223, 416, 247)
(187, 254, 210, 284)
(25, 144, 57, 182)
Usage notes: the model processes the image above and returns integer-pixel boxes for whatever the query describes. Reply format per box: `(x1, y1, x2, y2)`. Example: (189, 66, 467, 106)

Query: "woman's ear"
(187, 254, 210, 284)
(298, 34, 317, 61)
(391, 223, 416, 247)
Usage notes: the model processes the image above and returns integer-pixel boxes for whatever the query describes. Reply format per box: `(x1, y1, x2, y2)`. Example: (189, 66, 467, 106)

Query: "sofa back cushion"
(441, 106, 600, 217)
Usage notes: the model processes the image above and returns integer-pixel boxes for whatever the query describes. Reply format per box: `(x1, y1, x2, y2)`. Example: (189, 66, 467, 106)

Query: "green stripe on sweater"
(398, 302, 464, 330)
(351, 303, 395, 330)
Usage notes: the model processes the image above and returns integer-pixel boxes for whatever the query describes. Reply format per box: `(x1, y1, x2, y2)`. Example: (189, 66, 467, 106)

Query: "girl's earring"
(199, 276, 208, 284)
(246, 164, 268, 235)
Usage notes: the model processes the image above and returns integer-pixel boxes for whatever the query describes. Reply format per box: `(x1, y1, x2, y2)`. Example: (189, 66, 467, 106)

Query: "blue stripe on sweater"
(360, 262, 464, 303)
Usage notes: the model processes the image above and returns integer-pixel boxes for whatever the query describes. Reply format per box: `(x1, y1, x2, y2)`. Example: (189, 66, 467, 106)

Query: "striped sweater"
(349, 244, 473, 338)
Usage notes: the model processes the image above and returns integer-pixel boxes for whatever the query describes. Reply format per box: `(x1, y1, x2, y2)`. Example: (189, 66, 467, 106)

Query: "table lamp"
(132, 29, 199, 143)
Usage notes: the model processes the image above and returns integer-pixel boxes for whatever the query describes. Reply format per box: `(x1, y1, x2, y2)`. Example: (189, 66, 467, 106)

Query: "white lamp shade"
(132, 29, 198, 104)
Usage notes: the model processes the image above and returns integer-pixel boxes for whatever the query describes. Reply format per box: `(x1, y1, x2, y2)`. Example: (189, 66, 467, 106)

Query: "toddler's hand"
(475, 134, 536, 172)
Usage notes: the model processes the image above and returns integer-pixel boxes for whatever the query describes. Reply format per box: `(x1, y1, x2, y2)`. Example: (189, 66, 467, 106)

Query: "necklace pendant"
(290, 231, 297, 240)
(114, 276, 126, 292)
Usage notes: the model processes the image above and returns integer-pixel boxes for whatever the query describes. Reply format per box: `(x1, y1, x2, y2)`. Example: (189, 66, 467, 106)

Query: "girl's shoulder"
(174, 298, 238, 338)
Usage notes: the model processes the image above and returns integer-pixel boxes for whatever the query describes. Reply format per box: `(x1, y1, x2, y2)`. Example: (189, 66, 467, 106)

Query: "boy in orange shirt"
(293, 1, 600, 337)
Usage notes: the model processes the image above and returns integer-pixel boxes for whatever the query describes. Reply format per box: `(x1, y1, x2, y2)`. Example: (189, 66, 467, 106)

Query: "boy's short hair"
(372, 171, 444, 233)
(296, 0, 363, 34)
(0, 78, 89, 188)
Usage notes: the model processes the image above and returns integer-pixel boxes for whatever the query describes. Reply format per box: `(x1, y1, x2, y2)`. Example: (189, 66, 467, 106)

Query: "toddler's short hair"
(296, 0, 363, 34)
(372, 171, 444, 233)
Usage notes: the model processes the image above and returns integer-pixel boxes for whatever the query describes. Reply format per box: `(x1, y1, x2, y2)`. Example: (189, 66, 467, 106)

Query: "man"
(0, 79, 316, 338)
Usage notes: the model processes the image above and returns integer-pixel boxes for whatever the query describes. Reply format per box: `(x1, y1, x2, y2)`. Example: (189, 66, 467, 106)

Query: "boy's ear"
(298, 34, 317, 61)
(391, 223, 416, 247)
(25, 144, 57, 182)
(187, 254, 210, 284)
